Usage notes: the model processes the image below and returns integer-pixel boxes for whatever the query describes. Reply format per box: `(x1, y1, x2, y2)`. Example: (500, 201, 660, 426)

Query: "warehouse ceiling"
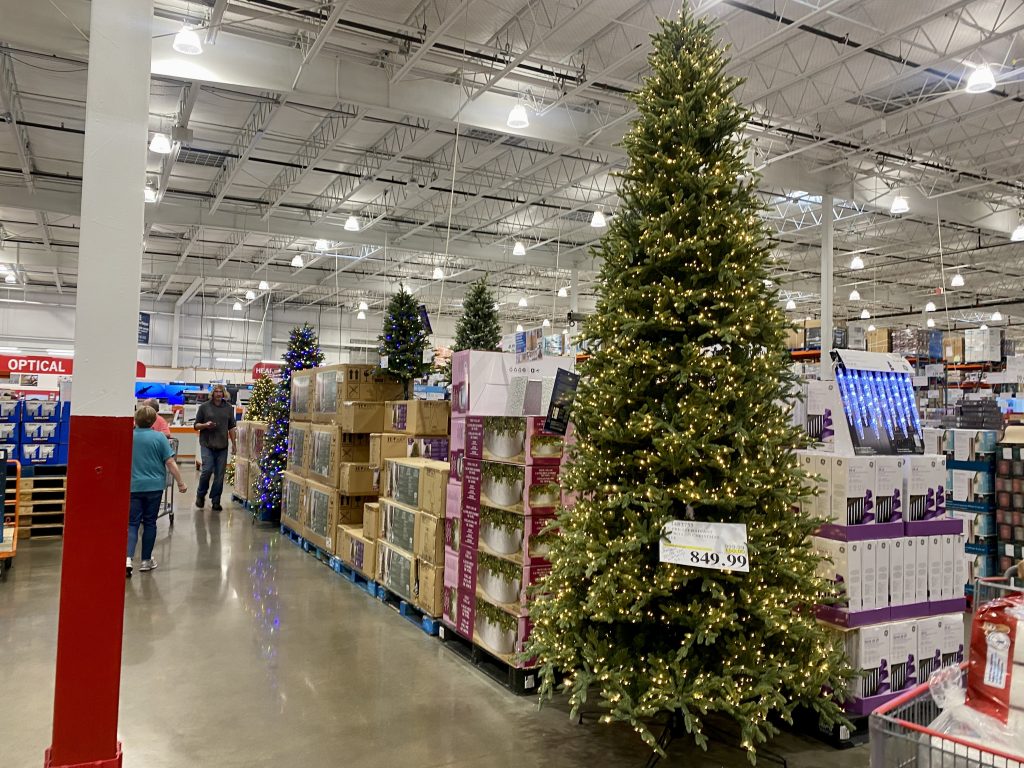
(0, 0, 1023, 334)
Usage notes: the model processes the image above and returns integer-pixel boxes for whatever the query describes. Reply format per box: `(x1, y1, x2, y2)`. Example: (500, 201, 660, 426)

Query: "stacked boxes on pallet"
(233, 421, 267, 503)
(17, 400, 68, 467)
(444, 350, 570, 667)
(996, 428, 1024, 573)
(11, 400, 70, 540)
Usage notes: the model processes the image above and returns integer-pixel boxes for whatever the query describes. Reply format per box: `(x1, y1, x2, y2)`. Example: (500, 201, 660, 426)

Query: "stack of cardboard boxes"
(233, 420, 267, 502)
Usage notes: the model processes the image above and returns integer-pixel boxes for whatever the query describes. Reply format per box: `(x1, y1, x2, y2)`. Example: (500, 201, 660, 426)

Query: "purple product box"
(843, 691, 901, 717)
(889, 602, 934, 621)
(471, 461, 562, 515)
(817, 521, 905, 541)
(463, 460, 482, 512)
(456, 416, 564, 466)
(904, 518, 963, 536)
(815, 604, 891, 628)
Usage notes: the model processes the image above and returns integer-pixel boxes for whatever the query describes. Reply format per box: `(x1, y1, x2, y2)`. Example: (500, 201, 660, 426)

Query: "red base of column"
(45, 743, 123, 768)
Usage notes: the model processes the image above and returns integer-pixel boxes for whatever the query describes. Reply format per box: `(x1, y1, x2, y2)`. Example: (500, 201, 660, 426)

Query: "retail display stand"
(800, 350, 965, 736)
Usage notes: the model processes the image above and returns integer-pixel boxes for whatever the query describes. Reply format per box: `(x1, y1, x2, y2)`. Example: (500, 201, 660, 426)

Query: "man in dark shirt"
(194, 384, 237, 511)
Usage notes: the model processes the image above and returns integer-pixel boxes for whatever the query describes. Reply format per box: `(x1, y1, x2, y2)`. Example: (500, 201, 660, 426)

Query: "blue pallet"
(375, 584, 441, 636)
(947, 458, 996, 473)
(280, 525, 304, 547)
(330, 557, 379, 597)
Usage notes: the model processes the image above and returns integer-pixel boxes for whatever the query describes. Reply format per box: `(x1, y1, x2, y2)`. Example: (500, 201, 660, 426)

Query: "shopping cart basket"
(158, 436, 178, 527)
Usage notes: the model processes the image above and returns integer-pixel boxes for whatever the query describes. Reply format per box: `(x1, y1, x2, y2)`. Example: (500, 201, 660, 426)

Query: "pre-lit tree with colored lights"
(526, 12, 850, 760)
(246, 374, 277, 422)
(254, 323, 324, 521)
(443, 277, 501, 383)
(378, 287, 430, 398)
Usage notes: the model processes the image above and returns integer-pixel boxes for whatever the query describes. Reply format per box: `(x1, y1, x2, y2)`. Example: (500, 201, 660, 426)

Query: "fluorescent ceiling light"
(432, 266, 445, 280)
(980, 323, 989, 330)
(849, 289, 860, 301)
(291, 254, 304, 268)
(144, 184, 158, 204)
(867, 324, 876, 332)
(1011, 223, 1024, 242)
(149, 133, 172, 154)
(925, 301, 936, 312)
(173, 24, 203, 56)
(515, 324, 524, 333)
(992, 311, 1003, 322)
(966, 64, 996, 94)
(358, 301, 368, 311)
(0, 347, 20, 353)
(860, 308, 871, 319)
(590, 210, 607, 228)
(4, 273, 16, 284)
(513, 241, 526, 257)
(314, 239, 330, 251)
(232, 301, 242, 311)
(950, 272, 965, 288)
(215, 357, 242, 363)
(0, 264, 7, 273)
(850, 255, 864, 270)
(926, 318, 935, 328)
(344, 215, 359, 232)
(890, 195, 909, 215)
(785, 298, 796, 310)
(518, 296, 528, 308)
(357, 310, 366, 320)
(244, 289, 256, 301)
(507, 104, 529, 129)
(542, 318, 550, 327)
(258, 280, 270, 291)
(557, 287, 568, 298)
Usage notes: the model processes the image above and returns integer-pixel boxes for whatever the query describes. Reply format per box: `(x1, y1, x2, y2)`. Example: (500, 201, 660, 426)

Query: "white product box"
(889, 538, 905, 607)
(813, 536, 862, 610)
(942, 613, 965, 667)
(902, 537, 917, 605)
(889, 620, 919, 692)
(928, 536, 943, 600)
(831, 456, 876, 526)
(798, 451, 830, 519)
(918, 616, 945, 679)
(862, 540, 878, 610)
(846, 624, 891, 698)
(907, 455, 947, 521)
(916, 536, 930, 602)
(875, 457, 906, 524)
(953, 534, 967, 598)
(940, 535, 956, 600)
(875, 539, 890, 609)
(923, 427, 947, 456)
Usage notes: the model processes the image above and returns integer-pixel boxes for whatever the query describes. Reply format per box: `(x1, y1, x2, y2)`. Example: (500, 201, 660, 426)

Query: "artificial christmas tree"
(254, 324, 324, 521)
(378, 287, 430, 398)
(444, 278, 501, 383)
(526, 11, 850, 758)
(246, 374, 277, 422)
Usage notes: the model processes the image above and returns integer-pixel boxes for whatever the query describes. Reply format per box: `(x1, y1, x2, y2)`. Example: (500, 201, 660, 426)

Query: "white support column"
(569, 266, 579, 345)
(820, 193, 834, 380)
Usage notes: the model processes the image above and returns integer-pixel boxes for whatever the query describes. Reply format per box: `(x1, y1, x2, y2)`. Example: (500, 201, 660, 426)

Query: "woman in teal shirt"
(129, 406, 187, 577)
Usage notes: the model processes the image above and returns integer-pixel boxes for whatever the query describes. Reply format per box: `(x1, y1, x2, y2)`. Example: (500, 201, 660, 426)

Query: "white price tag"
(925, 364, 945, 377)
(380, 355, 389, 369)
(660, 520, 749, 572)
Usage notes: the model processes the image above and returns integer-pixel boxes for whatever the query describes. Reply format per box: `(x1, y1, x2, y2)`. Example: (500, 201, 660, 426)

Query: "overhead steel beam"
(208, 92, 285, 213)
(156, 82, 200, 204)
(389, 0, 476, 84)
(205, 0, 229, 44)
(292, 1, 352, 90)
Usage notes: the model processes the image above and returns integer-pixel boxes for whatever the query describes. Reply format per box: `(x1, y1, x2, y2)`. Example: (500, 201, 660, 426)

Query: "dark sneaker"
(211, 502, 223, 512)
(195, 499, 205, 510)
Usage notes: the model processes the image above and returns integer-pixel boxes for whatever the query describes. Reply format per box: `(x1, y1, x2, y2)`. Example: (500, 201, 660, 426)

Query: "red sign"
(0, 355, 146, 377)
(252, 362, 283, 380)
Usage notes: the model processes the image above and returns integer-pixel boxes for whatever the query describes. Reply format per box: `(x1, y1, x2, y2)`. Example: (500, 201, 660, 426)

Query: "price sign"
(660, 520, 749, 572)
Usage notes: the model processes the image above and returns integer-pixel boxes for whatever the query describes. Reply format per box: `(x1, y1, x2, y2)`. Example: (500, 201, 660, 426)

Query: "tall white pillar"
(820, 193, 834, 380)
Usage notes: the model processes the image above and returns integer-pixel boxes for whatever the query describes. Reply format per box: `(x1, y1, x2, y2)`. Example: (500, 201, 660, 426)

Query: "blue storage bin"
(22, 421, 61, 444)
(18, 442, 67, 466)
(0, 401, 19, 423)
(21, 400, 61, 423)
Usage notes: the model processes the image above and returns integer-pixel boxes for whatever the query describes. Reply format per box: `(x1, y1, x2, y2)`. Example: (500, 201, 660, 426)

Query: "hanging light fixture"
(507, 103, 529, 129)
(315, 239, 330, 251)
(992, 311, 1003, 322)
(785, 298, 796, 310)
(432, 266, 444, 280)
(518, 296, 528, 308)
(542, 318, 551, 328)
(0, 264, 7, 274)
(513, 241, 526, 257)
(144, 183, 158, 204)
(860, 308, 871, 319)
(950, 272, 965, 288)
(258, 280, 270, 291)
(358, 301, 368, 311)
(557, 287, 568, 298)
(590, 209, 607, 228)
(850, 255, 865, 270)
(890, 195, 910, 215)
(515, 324, 524, 333)
(232, 300, 242, 311)
(244, 289, 256, 301)
(966, 64, 996, 94)
(149, 132, 172, 154)
(868, 324, 876, 332)
(925, 301, 936, 312)
(344, 215, 360, 232)
(849, 288, 861, 301)
(4, 273, 15, 285)
(172, 23, 203, 55)
(1011, 222, 1024, 242)
(357, 310, 366, 320)
(926, 318, 936, 328)
(291, 253, 304, 268)
(980, 323, 989, 330)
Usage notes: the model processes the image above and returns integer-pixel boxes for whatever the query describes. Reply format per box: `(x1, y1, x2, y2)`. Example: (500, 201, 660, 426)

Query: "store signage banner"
(0, 355, 146, 377)
(138, 312, 151, 345)
(659, 520, 749, 572)
(252, 362, 283, 380)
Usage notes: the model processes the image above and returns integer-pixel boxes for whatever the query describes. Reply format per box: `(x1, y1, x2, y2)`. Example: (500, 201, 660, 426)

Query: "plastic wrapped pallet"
(281, 471, 306, 531)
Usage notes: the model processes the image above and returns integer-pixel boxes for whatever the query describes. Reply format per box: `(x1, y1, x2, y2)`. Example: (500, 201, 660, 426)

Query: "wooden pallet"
(438, 624, 542, 695)
(375, 584, 442, 636)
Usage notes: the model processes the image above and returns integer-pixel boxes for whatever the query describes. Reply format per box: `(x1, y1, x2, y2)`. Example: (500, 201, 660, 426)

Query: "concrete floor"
(1, 469, 869, 767)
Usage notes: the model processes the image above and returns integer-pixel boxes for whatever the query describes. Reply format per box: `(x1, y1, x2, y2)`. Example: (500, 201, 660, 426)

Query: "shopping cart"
(158, 437, 178, 528)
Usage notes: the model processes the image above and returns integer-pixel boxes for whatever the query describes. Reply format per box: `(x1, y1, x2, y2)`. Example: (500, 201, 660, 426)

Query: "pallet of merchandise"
(18, 464, 67, 478)
(437, 623, 541, 695)
(374, 582, 441, 636)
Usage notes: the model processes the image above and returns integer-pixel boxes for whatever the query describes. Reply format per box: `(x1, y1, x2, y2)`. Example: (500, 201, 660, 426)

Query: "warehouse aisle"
(0, 471, 868, 768)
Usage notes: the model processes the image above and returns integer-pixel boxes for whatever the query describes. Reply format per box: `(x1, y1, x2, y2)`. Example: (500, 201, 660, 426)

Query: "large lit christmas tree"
(527, 11, 850, 758)
(378, 287, 430, 398)
(254, 323, 323, 521)
(246, 374, 277, 422)
(444, 277, 501, 383)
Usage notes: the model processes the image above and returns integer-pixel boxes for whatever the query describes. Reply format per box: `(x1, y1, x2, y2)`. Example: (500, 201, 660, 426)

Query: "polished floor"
(1, 469, 868, 767)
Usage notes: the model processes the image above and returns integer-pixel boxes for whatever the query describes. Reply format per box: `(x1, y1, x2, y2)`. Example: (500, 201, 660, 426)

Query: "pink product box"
(458, 416, 564, 466)
(460, 507, 480, 563)
(471, 461, 561, 515)
(443, 549, 460, 626)
(450, 349, 568, 417)
(444, 514, 461, 553)
(463, 459, 482, 512)
(446, 483, 463, 520)
(475, 554, 551, 616)
(454, 590, 536, 667)
(478, 509, 556, 567)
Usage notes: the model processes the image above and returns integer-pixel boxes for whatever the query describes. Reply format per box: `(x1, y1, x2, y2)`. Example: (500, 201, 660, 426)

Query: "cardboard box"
(308, 425, 341, 486)
(928, 535, 943, 600)
(943, 334, 965, 364)
(314, 364, 405, 422)
(380, 497, 419, 553)
(830, 456, 876, 526)
(304, 480, 338, 552)
(917, 615, 945, 679)
(248, 422, 268, 460)
(844, 624, 891, 698)
(861, 540, 878, 610)
(338, 493, 373, 526)
(370, 433, 450, 467)
(450, 349, 569, 417)
(377, 541, 416, 601)
(362, 501, 380, 541)
(875, 457, 906, 524)
(337, 462, 375, 496)
(235, 421, 251, 460)
(248, 459, 260, 502)
(290, 370, 314, 420)
(415, 511, 445, 565)
(797, 450, 830, 519)
(915, 536, 930, 603)
(813, 537, 862, 610)
(234, 457, 251, 501)
(287, 422, 310, 477)
(867, 328, 892, 353)
(889, 621, 918, 692)
(455, 416, 564, 466)
(478, 508, 555, 566)
(415, 560, 444, 617)
(383, 457, 450, 516)
(462, 594, 535, 665)
(875, 539, 890, 609)
(903, 536, 918, 604)
(281, 471, 306, 531)
(384, 400, 450, 436)
(336, 402, 384, 434)
(889, 538, 905, 607)
(475, 461, 561, 515)
(338, 524, 376, 577)
(907, 455, 947, 521)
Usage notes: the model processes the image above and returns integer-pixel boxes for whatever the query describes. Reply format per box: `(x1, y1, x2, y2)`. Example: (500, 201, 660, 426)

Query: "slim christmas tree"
(254, 324, 324, 521)
(246, 374, 277, 422)
(378, 287, 430, 398)
(444, 278, 502, 383)
(527, 12, 849, 758)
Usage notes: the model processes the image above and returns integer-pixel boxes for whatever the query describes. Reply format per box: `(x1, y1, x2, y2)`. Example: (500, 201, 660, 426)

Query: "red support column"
(45, 0, 153, 765)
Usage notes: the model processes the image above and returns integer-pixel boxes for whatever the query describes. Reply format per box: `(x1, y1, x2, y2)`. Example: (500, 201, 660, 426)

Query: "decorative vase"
(529, 486, 559, 507)
(476, 614, 516, 655)
(483, 477, 523, 507)
(479, 567, 521, 605)
(485, 429, 526, 459)
(480, 520, 523, 555)
(531, 440, 562, 457)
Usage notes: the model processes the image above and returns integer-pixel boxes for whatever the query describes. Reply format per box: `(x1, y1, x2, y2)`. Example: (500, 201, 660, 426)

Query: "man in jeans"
(194, 384, 237, 511)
